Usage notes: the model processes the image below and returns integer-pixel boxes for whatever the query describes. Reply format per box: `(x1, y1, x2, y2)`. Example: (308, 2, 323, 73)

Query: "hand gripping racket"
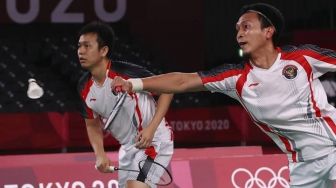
(108, 157, 173, 186)
(103, 92, 127, 131)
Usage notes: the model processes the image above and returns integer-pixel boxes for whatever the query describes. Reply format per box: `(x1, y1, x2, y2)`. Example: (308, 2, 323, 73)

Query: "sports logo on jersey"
(248, 82, 259, 88)
(282, 65, 298, 79)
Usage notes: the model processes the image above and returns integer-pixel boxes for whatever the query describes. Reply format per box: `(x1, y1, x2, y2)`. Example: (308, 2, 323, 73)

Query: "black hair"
(239, 3, 285, 45)
(78, 21, 115, 59)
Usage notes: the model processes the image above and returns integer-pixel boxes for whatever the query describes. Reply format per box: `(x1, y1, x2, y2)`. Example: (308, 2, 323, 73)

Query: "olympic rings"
(231, 166, 289, 188)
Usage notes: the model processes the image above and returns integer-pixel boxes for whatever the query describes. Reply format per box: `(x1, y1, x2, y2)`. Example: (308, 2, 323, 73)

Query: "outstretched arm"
(135, 93, 173, 149)
(113, 72, 207, 93)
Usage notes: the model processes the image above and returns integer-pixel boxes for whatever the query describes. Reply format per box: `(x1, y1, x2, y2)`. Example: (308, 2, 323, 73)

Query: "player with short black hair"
(77, 21, 174, 188)
(113, 3, 336, 187)
(239, 3, 284, 45)
(78, 21, 115, 59)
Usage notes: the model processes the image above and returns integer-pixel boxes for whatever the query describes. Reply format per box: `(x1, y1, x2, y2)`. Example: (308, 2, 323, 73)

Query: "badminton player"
(77, 21, 174, 188)
(113, 3, 336, 187)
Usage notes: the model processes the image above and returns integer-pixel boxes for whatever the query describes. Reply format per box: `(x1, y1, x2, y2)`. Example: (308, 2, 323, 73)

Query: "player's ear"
(101, 46, 109, 57)
(265, 26, 275, 40)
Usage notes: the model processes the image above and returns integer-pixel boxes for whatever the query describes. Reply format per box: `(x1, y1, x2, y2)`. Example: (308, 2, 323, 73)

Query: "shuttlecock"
(27, 78, 44, 99)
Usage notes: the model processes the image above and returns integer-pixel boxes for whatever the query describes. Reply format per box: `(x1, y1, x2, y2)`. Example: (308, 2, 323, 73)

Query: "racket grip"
(108, 166, 116, 172)
(112, 86, 123, 95)
(95, 165, 115, 173)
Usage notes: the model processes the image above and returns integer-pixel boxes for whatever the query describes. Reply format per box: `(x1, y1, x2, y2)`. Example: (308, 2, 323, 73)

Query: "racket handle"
(108, 166, 116, 172)
(112, 86, 123, 95)
(95, 165, 116, 173)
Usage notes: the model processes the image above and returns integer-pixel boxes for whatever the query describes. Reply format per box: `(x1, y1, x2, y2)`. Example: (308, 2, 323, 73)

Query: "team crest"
(282, 65, 298, 79)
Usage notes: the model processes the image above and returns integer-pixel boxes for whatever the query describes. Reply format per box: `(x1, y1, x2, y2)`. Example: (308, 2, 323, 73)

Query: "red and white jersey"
(78, 61, 172, 145)
(198, 44, 336, 162)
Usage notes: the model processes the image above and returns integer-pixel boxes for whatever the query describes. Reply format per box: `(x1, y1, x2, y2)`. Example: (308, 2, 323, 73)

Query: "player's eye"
(78, 43, 90, 48)
(244, 23, 253, 31)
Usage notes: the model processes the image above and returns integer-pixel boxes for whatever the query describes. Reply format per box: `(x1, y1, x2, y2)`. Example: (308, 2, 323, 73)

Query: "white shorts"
(117, 140, 174, 188)
(289, 149, 336, 188)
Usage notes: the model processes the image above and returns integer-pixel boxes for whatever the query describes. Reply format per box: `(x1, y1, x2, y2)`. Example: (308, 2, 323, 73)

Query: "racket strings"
(139, 159, 172, 186)
(110, 159, 172, 186)
(154, 163, 172, 186)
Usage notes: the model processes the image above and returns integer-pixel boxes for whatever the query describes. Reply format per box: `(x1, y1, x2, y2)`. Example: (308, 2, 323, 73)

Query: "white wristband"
(128, 78, 143, 92)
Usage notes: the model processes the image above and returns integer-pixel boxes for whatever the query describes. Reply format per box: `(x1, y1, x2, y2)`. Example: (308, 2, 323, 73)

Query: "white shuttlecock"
(27, 78, 44, 99)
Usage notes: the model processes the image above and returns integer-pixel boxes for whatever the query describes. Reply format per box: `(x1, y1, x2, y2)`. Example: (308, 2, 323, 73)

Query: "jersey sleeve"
(282, 44, 336, 78)
(77, 72, 95, 119)
(197, 63, 244, 97)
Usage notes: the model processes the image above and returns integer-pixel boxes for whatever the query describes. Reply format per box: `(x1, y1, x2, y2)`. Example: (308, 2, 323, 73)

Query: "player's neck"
(91, 59, 109, 86)
(249, 45, 278, 70)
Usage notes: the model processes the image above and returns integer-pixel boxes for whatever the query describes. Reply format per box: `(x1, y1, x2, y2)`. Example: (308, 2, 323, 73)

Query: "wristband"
(128, 78, 143, 92)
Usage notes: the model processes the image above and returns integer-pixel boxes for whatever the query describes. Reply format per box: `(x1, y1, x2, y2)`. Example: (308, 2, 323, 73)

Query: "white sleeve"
(197, 63, 244, 98)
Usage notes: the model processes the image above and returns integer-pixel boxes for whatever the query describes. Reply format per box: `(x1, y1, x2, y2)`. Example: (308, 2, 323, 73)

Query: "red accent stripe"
(281, 52, 321, 117)
(81, 79, 94, 118)
(133, 94, 143, 131)
(145, 146, 157, 159)
(323, 116, 336, 135)
(294, 49, 336, 65)
(278, 135, 297, 162)
(257, 122, 272, 132)
(258, 122, 297, 162)
(201, 69, 244, 85)
(236, 63, 252, 96)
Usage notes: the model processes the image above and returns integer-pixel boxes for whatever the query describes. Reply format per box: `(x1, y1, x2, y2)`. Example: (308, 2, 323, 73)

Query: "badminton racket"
(107, 156, 173, 186)
(103, 91, 127, 131)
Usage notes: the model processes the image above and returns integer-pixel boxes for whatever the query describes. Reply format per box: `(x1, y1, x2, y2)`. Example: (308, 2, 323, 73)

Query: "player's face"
(77, 33, 105, 70)
(236, 12, 270, 56)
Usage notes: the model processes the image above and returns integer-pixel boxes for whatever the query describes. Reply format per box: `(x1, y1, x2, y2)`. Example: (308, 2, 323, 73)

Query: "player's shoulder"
(281, 44, 335, 55)
(198, 62, 245, 78)
(281, 44, 320, 52)
(111, 60, 154, 78)
(280, 44, 336, 59)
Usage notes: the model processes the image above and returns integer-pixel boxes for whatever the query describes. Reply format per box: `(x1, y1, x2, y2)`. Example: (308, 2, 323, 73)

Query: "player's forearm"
(114, 72, 205, 94)
(149, 93, 173, 130)
(140, 72, 204, 93)
(85, 121, 105, 156)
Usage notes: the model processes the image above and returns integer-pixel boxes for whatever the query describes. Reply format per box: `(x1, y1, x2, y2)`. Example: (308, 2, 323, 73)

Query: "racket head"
(138, 159, 173, 186)
(103, 92, 127, 131)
